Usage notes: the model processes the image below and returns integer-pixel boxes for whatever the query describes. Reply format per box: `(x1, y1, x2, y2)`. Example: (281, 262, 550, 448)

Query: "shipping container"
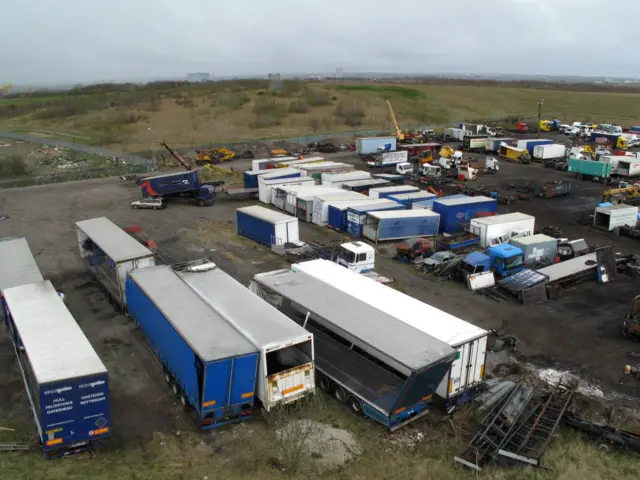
(533, 180, 572, 198)
(76, 217, 156, 311)
(297, 162, 354, 183)
(593, 204, 638, 232)
(369, 185, 419, 199)
(346, 201, 404, 237)
(295, 189, 348, 222)
(127, 266, 259, 428)
(250, 269, 456, 430)
(568, 158, 612, 181)
(532, 143, 565, 160)
(310, 191, 367, 226)
(321, 170, 371, 187)
(412, 194, 469, 210)
(462, 135, 489, 151)
(243, 170, 272, 189)
(275, 157, 324, 168)
(469, 212, 536, 248)
(257, 167, 301, 182)
(139, 170, 215, 205)
(367, 150, 409, 168)
(339, 178, 391, 194)
(432, 196, 497, 234)
(4, 281, 110, 457)
(363, 209, 440, 243)
(177, 265, 315, 411)
(387, 191, 435, 208)
(0, 237, 43, 310)
(252, 157, 298, 171)
(356, 136, 396, 155)
(258, 175, 313, 204)
(510, 234, 558, 268)
(372, 173, 405, 185)
(485, 137, 516, 153)
(325, 199, 386, 230)
(272, 185, 340, 214)
(291, 260, 489, 407)
(516, 139, 553, 155)
(236, 206, 300, 247)
(616, 158, 640, 177)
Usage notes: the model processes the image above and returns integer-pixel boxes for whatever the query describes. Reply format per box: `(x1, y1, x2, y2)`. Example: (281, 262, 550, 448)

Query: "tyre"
(333, 385, 348, 404)
(172, 382, 180, 396)
(164, 371, 172, 385)
(153, 206, 158, 210)
(318, 374, 332, 393)
(613, 227, 621, 236)
(349, 396, 363, 416)
(132, 204, 138, 209)
(180, 394, 188, 410)
(197, 198, 205, 207)
(576, 173, 583, 180)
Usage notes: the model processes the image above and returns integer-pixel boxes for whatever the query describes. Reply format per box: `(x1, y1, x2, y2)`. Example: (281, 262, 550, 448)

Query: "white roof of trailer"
(0, 237, 44, 292)
(178, 267, 311, 351)
(434, 195, 496, 207)
(511, 234, 556, 246)
(75, 217, 154, 263)
(258, 168, 301, 180)
(259, 177, 314, 186)
(536, 253, 598, 283)
(325, 198, 382, 210)
(322, 171, 371, 181)
(471, 212, 534, 225)
(237, 205, 297, 224)
(369, 185, 419, 195)
(367, 209, 440, 220)
(389, 191, 435, 201)
(297, 162, 352, 171)
(296, 188, 345, 201)
(3, 281, 106, 384)
(253, 269, 454, 372)
(129, 266, 256, 362)
(292, 260, 488, 346)
(341, 178, 390, 187)
(313, 191, 366, 201)
(595, 204, 637, 213)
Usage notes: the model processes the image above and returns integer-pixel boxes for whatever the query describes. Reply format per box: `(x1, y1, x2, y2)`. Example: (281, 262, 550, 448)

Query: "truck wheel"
(576, 173, 583, 180)
(613, 227, 621, 236)
(349, 396, 364, 416)
(318, 374, 332, 393)
(333, 385, 349, 404)
(172, 382, 180, 396)
(132, 205, 138, 209)
(164, 370, 172, 385)
(197, 198, 205, 207)
(179, 394, 189, 410)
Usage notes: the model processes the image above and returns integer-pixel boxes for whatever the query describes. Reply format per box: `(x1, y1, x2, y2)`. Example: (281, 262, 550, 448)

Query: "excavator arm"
(386, 100, 404, 141)
(160, 141, 193, 171)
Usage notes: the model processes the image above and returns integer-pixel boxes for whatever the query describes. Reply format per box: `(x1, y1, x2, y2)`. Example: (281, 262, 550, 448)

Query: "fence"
(0, 165, 151, 189)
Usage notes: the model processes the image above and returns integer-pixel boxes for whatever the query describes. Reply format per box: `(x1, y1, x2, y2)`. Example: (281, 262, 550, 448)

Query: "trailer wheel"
(179, 394, 188, 410)
(318, 374, 332, 393)
(172, 382, 180, 396)
(164, 370, 172, 385)
(576, 173, 583, 180)
(197, 198, 205, 207)
(333, 385, 349, 404)
(349, 396, 364, 416)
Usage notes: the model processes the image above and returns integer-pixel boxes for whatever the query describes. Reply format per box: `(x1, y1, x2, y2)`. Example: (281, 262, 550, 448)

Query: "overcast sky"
(1, 0, 638, 84)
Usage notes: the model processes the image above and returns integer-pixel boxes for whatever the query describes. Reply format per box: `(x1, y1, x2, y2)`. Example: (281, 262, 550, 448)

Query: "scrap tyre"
(318, 374, 332, 393)
(333, 385, 349, 404)
(349, 396, 363, 416)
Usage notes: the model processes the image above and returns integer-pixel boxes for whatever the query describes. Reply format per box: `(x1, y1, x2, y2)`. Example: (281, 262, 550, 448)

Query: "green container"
(567, 158, 611, 178)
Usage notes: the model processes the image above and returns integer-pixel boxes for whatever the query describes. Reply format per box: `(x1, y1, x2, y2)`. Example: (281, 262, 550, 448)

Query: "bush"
(250, 114, 284, 128)
(306, 89, 331, 106)
(0, 155, 28, 177)
(288, 99, 310, 113)
(253, 97, 288, 120)
(218, 92, 250, 110)
(278, 81, 308, 97)
(334, 99, 365, 126)
(308, 118, 321, 132)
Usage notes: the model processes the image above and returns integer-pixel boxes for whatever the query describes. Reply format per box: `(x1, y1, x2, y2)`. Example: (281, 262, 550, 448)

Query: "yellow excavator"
(601, 185, 640, 204)
(194, 148, 235, 165)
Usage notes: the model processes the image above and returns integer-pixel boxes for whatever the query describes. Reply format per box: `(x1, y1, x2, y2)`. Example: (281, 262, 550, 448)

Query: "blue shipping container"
(363, 210, 440, 242)
(387, 191, 435, 207)
(243, 170, 272, 188)
(412, 194, 469, 211)
(126, 266, 259, 429)
(356, 136, 397, 155)
(327, 202, 374, 231)
(346, 202, 403, 236)
(236, 206, 299, 246)
(432, 196, 497, 233)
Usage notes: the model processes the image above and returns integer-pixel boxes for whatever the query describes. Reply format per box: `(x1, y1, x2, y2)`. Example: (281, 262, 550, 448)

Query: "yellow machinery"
(499, 144, 531, 164)
(539, 120, 551, 132)
(601, 185, 640, 203)
(194, 148, 235, 165)
(271, 149, 289, 156)
(386, 100, 405, 142)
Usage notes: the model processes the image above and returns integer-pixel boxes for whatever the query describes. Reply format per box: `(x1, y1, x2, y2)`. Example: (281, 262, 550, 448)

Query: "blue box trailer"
(243, 170, 275, 188)
(326, 199, 384, 231)
(236, 205, 300, 247)
(3, 281, 110, 458)
(412, 194, 469, 210)
(432, 196, 497, 233)
(139, 170, 215, 205)
(346, 201, 404, 236)
(517, 139, 553, 156)
(126, 266, 259, 429)
(363, 209, 441, 243)
(387, 191, 435, 208)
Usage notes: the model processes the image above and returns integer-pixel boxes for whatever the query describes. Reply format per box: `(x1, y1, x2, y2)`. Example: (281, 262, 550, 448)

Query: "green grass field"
(1, 80, 640, 151)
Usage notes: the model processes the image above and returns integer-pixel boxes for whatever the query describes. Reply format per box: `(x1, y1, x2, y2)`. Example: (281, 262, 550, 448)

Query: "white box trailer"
(76, 217, 156, 310)
(533, 143, 566, 160)
(291, 259, 489, 407)
(0, 237, 43, 294)
(272, 185, 339, 214)
(469, 212, 536, 248)
(258, 176, 314, 204)
(593, 204, 638, 232)
(177, 264, 315, 411)
(321, 170, 372, 187)
(369, 185, 419, 199)
(295, 189, 354, 223)
(318, 198, 381, 228)
(311, 191, 368, 226)
(616, 158, 640, 177)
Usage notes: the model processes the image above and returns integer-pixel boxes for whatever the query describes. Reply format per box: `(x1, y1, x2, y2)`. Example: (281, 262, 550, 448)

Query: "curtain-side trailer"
(291, 259, 489, 408)
(177, 264, 315, 411)
(250, 269, 456, 430)
(126, 266, 259, 428)
(0, 237, 44, 321)
(4, 281, 110, 457)
(76, 217, 156, 311)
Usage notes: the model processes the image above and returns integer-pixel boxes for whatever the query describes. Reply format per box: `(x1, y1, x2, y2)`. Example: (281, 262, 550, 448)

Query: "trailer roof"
(369, 185, 419, 194)
(292, 260, 488, 347)
(312, 191, 365, 201)
(595, 204, 638, 213)
(367, 209, 440, 220)
(0, 237, 43, 293)
(340, 179, 392, 188)
(3, 281, 107, 384)
(252, 269, 454, 373)
(348, 200, 401, 213)
(260, 177, 314, 187)
(433, 195, 495, 207)
(325, 198, 384, 210)
(470, 212, 534, 225)
(141, 170, 195, 181)
(258, 168, 301, 180)
(76, 217, 154, 263)
(178, 267, 311, 351)
(536, 253, 598, 283)
(129, 266, 257, 362)
(511, 234, 556, 245)
(322, 171, 371, 181)
(298, 162, 351, 170)
(388, 191, 435, 201)
(296, 188, 345, 201)
(237, 205, 297, 224)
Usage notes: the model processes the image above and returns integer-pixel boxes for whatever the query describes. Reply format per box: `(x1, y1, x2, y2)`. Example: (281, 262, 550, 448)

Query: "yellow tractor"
(601, 185, 640, 204)
(271, 148, 289, 156)
(194, 148, 236, 165)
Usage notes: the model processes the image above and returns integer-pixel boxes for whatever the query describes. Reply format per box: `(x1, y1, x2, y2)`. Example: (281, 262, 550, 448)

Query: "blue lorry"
(3, 281, 111, 458)
(139, 170, 215, 206)
(458, 244, 525, 278)
(126, 266, 259, 428)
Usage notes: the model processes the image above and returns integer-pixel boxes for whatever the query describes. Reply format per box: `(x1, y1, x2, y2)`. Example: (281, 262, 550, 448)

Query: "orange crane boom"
(160, 141, 193, 171)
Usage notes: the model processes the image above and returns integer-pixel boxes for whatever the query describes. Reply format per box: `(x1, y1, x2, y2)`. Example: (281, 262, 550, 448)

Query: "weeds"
(218, 92, 250, 110)
(251, 98, 288, 127)
(288, 99, 310, 114)
(305, 89, 332, 106)
(334, 99, 366, 126)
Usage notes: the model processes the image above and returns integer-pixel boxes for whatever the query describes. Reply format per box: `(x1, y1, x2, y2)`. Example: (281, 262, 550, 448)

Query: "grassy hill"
(2, 80, 640, 152)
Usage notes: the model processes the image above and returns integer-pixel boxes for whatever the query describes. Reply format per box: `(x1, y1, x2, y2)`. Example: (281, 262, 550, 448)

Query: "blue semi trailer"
(139, 170, 215, 206)
(126, 266, 259, 428)
(3, 281, 110, 458)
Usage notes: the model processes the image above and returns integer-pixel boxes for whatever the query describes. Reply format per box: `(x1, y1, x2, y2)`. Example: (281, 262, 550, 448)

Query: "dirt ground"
(1, 135, 640, 475)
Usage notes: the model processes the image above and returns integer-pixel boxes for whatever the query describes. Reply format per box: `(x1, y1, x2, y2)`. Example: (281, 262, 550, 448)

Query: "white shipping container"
(311, 192, 366, 226)
(616, 158, 640, 177)
(258, 177, 314, 204)
(593, 204, 638, 231)
(469, 212, 536, 248)
(321, 170, 372, 187)
(371, 150, 409, 166)
(291, 260, 489, 404)
(532, 143, 565, 160)
(369, 185, 419, 199)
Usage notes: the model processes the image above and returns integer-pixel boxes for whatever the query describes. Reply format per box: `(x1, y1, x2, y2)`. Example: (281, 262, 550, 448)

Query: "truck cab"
(458, 244, 525, 278)
(420, 164, 442, 177)
(395, 162, 413, 175)
(336, 242, 375, 273)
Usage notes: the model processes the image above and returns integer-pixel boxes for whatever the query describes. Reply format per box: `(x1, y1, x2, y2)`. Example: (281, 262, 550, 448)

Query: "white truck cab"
(420, 164, 442, 177)
(336, 242, 375, 273)
(396, 162, 414, 175)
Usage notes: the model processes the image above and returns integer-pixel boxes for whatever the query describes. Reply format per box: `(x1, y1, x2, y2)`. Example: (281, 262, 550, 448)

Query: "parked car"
(421, 251, 457, 271)
(131, 197, 166, 210)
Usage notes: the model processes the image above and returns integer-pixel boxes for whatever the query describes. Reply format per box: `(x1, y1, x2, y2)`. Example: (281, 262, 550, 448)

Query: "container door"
(449, 345, 467, 396)
(468, 336, 487, 387)
(202, 360, 232, 410)
(229, 353, 259, 406)
(287, 220, 299, 243)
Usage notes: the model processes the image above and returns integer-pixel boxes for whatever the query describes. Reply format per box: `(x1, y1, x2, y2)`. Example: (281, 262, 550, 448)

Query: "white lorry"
(367, 150, 408, 168)
(469, 212, 536, 248)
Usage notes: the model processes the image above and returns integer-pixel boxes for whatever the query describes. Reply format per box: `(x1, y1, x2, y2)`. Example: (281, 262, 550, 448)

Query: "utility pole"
(537, 99, 544, 139)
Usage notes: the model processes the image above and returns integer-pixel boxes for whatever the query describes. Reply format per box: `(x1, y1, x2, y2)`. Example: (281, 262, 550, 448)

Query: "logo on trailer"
(44, 386, 72, 395)
(456, 211, 465, 219)
(80, 380, 106, 389)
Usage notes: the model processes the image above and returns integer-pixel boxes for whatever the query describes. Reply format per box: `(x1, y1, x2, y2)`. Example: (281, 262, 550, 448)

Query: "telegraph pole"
(537, 99, 544, 139)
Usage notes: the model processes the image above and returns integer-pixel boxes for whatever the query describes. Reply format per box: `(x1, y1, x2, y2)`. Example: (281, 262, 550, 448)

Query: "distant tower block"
(268, 73, 283, 92)
(336, 67, 343, 82)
